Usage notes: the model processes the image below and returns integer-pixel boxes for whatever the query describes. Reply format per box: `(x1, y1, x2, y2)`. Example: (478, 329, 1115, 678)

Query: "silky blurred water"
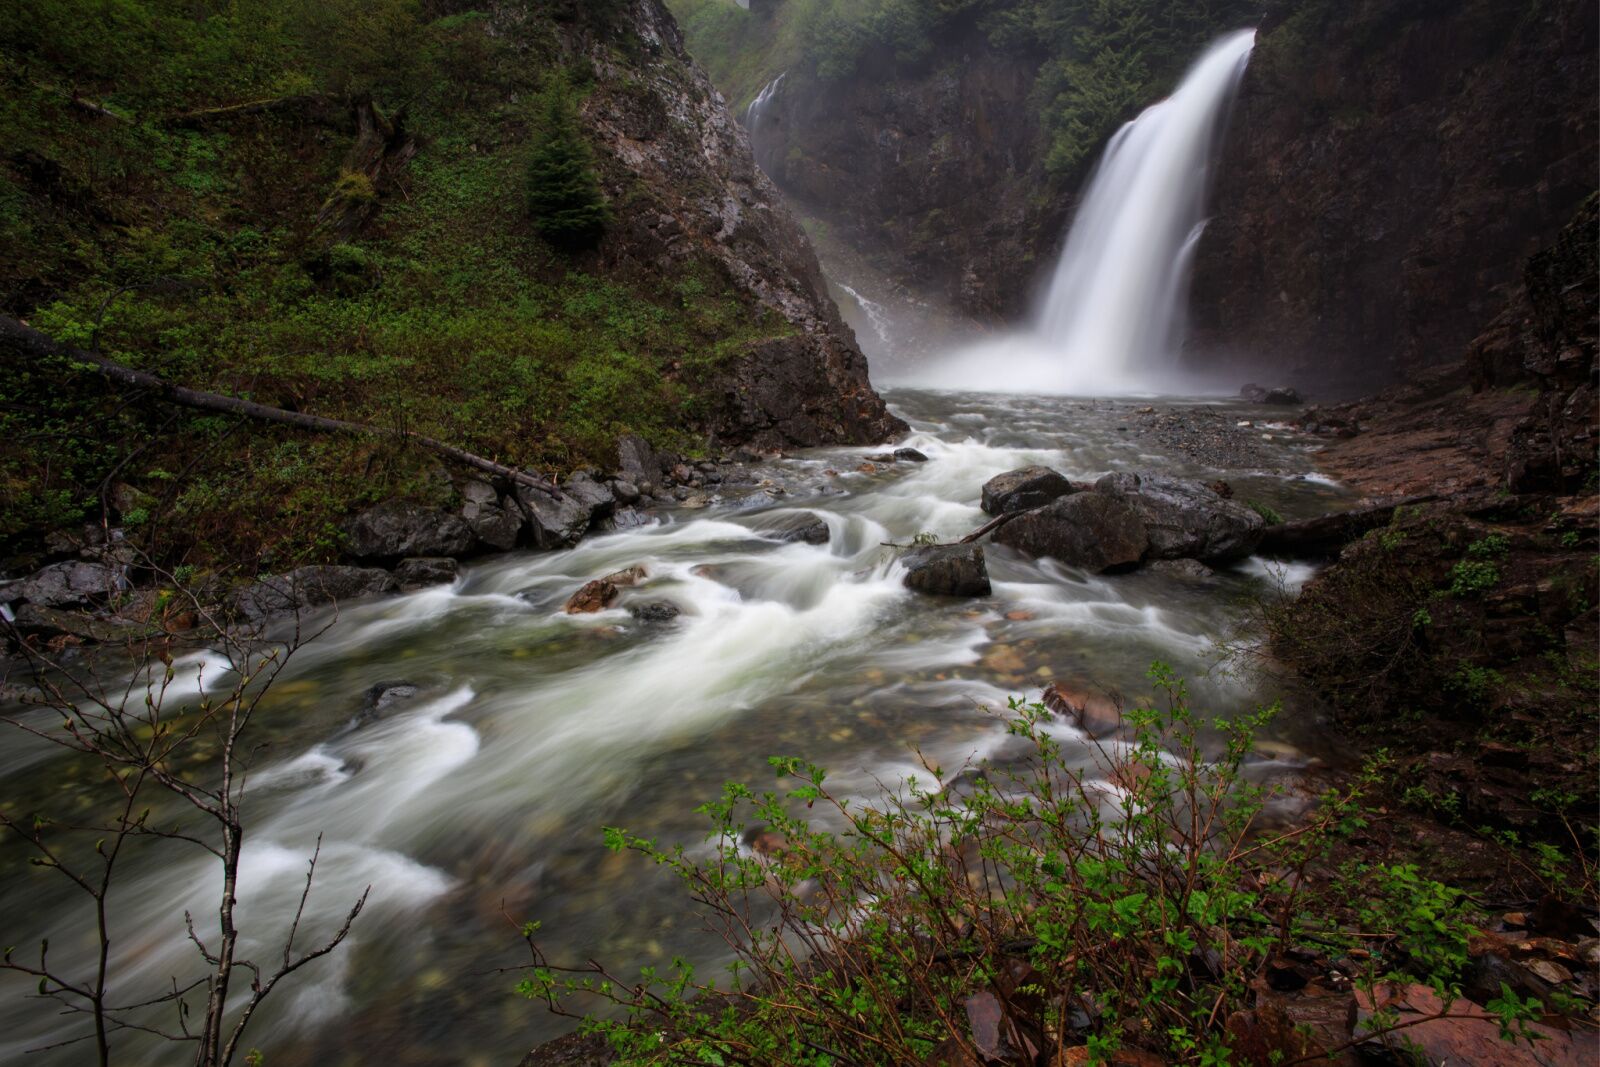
(0, 389, 1350, 1066)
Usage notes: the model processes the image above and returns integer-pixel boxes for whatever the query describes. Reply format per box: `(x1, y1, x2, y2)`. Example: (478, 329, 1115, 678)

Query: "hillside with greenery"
(0, 0, 816, 569)
(668, 0, 1257, 178)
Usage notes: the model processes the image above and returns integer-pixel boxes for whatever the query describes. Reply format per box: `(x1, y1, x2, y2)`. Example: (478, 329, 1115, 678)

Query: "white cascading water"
(909, 30, 1255, 395)
(745, 73, 786, 175)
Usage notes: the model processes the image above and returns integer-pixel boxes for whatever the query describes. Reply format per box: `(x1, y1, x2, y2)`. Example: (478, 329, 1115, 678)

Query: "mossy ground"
(0, 0, 784, 570)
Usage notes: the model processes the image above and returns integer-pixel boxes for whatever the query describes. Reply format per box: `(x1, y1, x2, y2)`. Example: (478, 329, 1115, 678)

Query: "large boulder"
(565, 566, 648, 614)
(515, 484, 592, 550)
(0, 560, 128, 608)
(993, 493, 1148, 573)
(980, 466, 1075, 517)
(343, 500, 474, 561)
(231, 565, 397, 620)
(617, 434, 665, 495)
(564, 472, 616, 524)
(458, 480, 522, 552)
(1093, 473, 1264, 564)
(394, 557, 459, 590)
(901, 543, 991, 597)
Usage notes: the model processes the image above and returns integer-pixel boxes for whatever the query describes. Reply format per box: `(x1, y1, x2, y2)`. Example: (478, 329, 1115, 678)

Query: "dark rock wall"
(1190, 0, 1598, 392)
(579, 0, 903, 447)
(749, 41, 1066, 321)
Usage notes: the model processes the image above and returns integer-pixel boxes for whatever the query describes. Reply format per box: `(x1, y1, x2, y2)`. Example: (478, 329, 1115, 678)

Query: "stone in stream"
(1042, 682, 1123, 738)
(1093, 472, 1264, 564)
(343, 499, 475, 561)
(901, 543, 991, 597)
(355, 680, 420, 727)
(1240, 383, 1305, 405)
(564, 566, 649, 614)
(1146, 558, 1216, 579)
(394, 557, 458, 590)
(993, 492, 1148, 573)
(628, 600, 681, 623)
(761, 513, 830, 544)
(980, 466, 1076, 517)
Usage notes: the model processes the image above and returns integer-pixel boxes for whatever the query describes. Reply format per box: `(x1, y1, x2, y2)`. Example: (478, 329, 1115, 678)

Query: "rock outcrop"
(1192, 0, 1598, 391)
(582, 0, 904, 449)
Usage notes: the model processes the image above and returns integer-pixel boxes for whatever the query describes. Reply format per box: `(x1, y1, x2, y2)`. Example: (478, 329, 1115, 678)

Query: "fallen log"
(168, 94, 336, 128)
(0, 315, 559, 498)
(958, 506, 1041, 544)
(1258, 495, 1438, 558)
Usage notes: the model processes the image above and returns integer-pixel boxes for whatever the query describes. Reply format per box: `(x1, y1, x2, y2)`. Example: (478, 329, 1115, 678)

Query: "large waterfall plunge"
(912, 30, 1255, 395)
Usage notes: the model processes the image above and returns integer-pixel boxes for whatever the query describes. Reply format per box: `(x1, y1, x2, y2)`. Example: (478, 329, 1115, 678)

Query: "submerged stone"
(902, 543, 991, 597)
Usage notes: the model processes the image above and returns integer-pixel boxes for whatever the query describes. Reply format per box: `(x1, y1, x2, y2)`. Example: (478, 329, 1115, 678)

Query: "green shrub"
(512, 665, 1536, 1065)
(526, 76, 610, 249)
(1246, 499, 1283, 525)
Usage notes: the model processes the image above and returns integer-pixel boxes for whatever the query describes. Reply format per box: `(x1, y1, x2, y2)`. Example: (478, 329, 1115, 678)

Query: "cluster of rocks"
(895, 465, 1269, 598)
(1238, 383, 1305, 406)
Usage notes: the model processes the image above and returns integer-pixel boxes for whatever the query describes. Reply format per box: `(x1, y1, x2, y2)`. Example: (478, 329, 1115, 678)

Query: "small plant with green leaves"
(1447, 559, 1501, 597)
(511, 665, 1545, 1065)
(1247, 500, 1284, 526)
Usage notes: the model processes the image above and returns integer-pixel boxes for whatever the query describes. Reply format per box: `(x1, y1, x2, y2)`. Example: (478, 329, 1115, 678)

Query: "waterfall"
(744, 73, 786, 176)
(907, 30, 1255, 395)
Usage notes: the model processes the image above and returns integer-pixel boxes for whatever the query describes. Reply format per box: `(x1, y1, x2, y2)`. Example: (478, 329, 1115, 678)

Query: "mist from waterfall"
(907, 30, 1256, 395)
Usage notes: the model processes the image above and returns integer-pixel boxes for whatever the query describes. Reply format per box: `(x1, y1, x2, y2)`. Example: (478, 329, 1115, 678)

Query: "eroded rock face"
(1192, 0, 1597, 391)
(232, 565, 397, 620)
(344, 500, 474, 561)
(981, 467, 1076, 517)
(581, 0, 903, 448)
(901, 543, 991, 597)
(993, 493, 1149, 573)
(1093, 472, 1264, 564)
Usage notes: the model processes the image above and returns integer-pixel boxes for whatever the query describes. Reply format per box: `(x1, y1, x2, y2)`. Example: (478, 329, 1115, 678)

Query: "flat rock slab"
(993, 492, 1148, 572)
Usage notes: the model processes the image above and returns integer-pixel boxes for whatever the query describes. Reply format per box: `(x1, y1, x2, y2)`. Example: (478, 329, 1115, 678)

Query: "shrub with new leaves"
(526, 76, 610, 248)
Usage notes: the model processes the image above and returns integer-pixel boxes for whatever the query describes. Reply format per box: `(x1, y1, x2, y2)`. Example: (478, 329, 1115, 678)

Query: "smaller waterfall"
(744, 73, 786, 176)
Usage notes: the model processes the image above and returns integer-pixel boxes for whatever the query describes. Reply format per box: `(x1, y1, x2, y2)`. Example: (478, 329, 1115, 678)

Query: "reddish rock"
(564, 566, 648, 614)
(1354, 983, 1595, 1067)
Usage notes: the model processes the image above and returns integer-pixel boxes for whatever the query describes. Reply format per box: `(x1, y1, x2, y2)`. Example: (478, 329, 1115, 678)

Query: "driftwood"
(168, 94, 336, 129)
(0, 315, 559, 498)
(1258, 495, 1438, 558)
(959, 505, 1044, 544)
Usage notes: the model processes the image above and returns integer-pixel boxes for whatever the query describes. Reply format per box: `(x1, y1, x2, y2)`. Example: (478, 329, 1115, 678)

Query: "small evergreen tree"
(526, 77, 610, 249)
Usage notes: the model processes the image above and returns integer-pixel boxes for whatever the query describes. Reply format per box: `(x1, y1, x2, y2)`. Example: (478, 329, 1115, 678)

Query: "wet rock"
(0, 560, 128, 608)
(993, 493, 1148, 573)
(902, 544, 991, 597)
(1094, 472, 1264, 563)
(610, 479, 641, 506)
(394, 557, 458, 590)
(894, 447, 929, 462)
(981, 466, 1076, 517)
(356, 680, 419, 727)
(611, 507, 651, 531)
(458, 480, 521, 552)
(763, 514, 830, 544)
(343, 500, 474, 561)
(617, 434, 663, 494)
(628, 600, 681, 623)
(1146, 559, 1216, 579)
(232, 565, 397, 620)
(564, 566, 648, 614)
(564, 472, 616, 525)
(1354, 983, 1591, 1066)
(515, 485, 591, 550)
(1042, 682, 1123, 737)
(1241, 383, 1305, 405)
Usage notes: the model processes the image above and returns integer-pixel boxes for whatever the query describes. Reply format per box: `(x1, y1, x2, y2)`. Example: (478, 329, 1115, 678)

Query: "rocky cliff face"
(1190, 0, 1598, 392)
(747, 41, 1065, 321)
(578, 0, 903, 447)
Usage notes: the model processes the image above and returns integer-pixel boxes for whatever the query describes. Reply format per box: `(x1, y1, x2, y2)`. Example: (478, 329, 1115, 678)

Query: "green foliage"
(1246, 500, 1283, 526)
(1447, 559, 1501, 597)
(510, 665, 1531, 1065)
(526, 76, 611, 249)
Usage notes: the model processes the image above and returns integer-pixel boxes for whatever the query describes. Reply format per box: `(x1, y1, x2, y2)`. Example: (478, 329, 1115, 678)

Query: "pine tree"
(526, 78, 610, 249)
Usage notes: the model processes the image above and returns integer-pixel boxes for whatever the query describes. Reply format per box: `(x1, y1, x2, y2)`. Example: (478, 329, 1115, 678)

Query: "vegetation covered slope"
(0, 0, 897, 569)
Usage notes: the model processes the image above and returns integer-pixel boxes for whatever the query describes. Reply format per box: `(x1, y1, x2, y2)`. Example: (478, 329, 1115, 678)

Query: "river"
(0, 387, 1354, 1066)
